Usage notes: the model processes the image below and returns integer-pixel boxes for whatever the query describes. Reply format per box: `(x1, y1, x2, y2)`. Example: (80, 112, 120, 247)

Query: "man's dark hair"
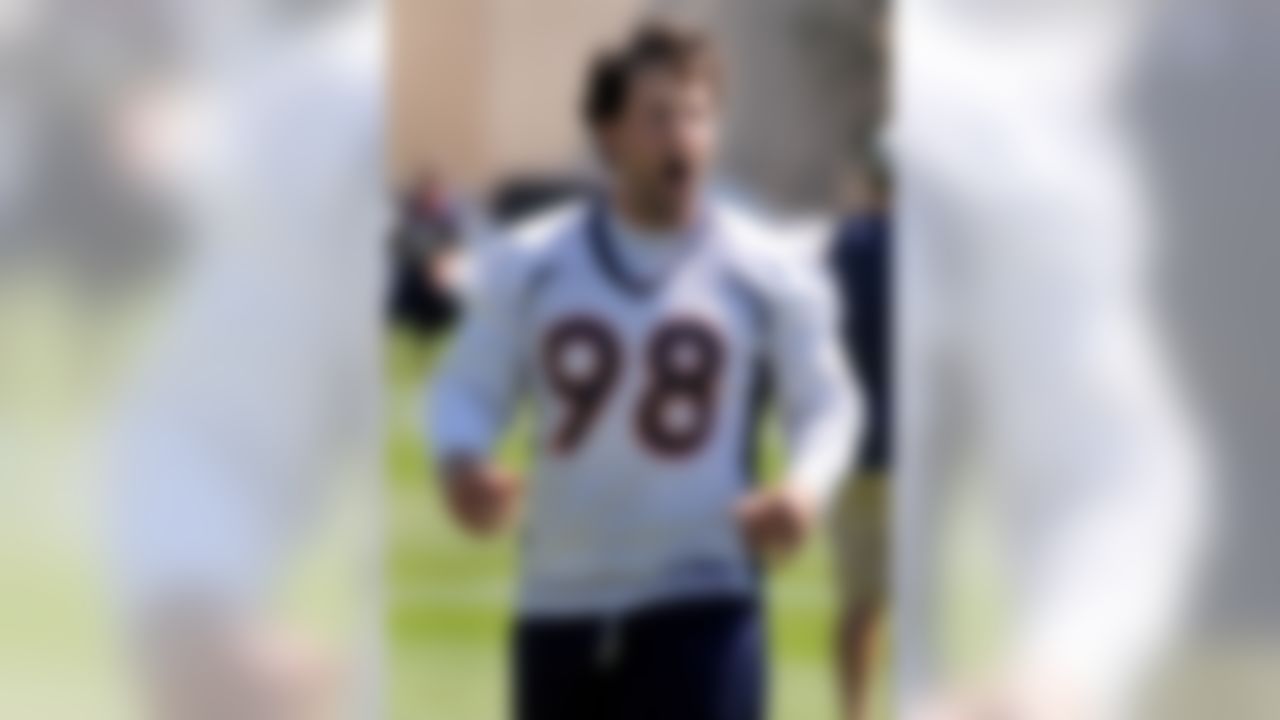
(583, 19, 722, 129)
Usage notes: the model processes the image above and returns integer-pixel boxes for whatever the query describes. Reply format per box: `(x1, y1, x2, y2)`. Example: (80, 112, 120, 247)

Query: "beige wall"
(389, 0, 489, 188)
(390, 0, 645, 191)
(390, 0, 884, 208)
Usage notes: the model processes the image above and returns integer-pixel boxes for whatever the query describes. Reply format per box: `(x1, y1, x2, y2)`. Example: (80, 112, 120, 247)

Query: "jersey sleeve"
(425, 240, 531, 463)
(763, 248, 865, 506)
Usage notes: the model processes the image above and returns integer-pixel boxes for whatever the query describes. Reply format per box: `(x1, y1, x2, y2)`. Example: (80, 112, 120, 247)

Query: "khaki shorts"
(830, 473, 889, 607)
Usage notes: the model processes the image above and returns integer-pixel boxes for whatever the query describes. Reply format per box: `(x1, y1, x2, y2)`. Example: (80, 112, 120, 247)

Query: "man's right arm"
(426, 243, 528, 534)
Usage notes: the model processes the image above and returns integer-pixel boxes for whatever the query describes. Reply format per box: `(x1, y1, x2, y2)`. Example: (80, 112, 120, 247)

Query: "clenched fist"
(440, 456, 522, 536)
(735, 485, 820, 561)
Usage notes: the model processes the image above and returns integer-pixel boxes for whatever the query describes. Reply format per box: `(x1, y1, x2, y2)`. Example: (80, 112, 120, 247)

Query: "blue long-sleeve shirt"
(829, 213, 892, 473)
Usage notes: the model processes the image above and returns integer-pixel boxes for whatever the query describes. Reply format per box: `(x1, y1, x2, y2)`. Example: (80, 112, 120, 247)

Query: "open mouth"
(662, 158, 692, 187)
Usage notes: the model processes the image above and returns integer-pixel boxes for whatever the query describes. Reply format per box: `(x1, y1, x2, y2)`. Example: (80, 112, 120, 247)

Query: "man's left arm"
(736, 252, 864, 557)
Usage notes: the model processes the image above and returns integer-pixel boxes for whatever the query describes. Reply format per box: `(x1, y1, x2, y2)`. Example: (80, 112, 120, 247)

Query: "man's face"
(602, 67, 719, 219)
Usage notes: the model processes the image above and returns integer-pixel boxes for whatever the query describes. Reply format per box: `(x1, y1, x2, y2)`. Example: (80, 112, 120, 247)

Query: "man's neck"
(611, 186, 695, 237)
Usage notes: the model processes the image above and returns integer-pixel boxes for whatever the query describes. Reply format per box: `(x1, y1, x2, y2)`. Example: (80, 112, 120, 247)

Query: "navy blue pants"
(514, 596, 766, 720)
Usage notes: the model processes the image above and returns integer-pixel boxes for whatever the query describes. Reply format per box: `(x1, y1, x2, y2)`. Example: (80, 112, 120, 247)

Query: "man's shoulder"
(464, 201, 587, 293)
(505, 201, 590, 255)
(711, 201, 835, 297)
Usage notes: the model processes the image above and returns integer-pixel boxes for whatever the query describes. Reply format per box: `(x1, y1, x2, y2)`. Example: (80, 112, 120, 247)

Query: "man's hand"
(735, 485, 820, 561)
(910, 671, 1088, 720)
(440, 456, 522, 536)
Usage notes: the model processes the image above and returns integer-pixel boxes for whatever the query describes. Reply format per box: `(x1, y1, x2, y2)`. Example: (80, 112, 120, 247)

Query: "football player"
(428, 19, 862, 720)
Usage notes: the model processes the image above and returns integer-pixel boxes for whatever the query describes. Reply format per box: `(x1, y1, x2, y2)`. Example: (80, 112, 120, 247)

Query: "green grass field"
(386, 330, 888, 719)
(0, 301, 887, 718)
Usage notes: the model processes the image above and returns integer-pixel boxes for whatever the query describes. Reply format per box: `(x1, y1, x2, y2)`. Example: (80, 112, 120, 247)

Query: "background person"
(829, 158, 894, 720)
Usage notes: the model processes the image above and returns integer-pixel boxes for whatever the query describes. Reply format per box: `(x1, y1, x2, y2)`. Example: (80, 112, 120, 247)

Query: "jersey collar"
(586, 196, 714, 299)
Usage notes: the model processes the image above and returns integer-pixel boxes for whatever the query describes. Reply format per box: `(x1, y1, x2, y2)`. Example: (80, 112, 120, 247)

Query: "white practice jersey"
(429, 200, 860, 616)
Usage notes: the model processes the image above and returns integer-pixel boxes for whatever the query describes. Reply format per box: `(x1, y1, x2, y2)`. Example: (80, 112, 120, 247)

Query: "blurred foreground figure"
(428, 20, 859, 720)
(1129, 2, 1280, 717)
(898, 2, 1206, 719)
(109, 2, 384, 718)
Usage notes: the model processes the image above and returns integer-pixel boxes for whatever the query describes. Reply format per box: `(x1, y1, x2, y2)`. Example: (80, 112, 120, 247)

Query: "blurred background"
(389, 0, 882, 207)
